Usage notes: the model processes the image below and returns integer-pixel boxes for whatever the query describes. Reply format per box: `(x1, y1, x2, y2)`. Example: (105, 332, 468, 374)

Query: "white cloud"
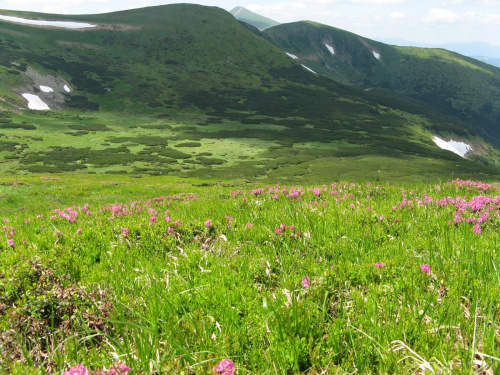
(6, 0, 83, 4)
(480, 13, 500, 23)
(246, 2, 307, 21)
(351, 0, 405, 3)
(440, 0, 465, 5)
(389, 11, 405, 19)
(423, 8, 461, 23)
(483, 0, 500, 5)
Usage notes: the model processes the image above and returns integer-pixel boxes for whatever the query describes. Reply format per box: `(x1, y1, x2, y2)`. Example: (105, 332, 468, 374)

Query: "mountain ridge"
(1, 4, 500, 180)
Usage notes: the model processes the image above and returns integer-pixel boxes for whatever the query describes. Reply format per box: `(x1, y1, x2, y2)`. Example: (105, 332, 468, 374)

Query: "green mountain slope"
(230, 6, 280, 30)
(264, 21, 500, 147)
(1, 5, 500, 180)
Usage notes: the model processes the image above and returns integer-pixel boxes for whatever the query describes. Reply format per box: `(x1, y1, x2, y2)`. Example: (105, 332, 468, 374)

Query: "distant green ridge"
(264, 21, 500, 147)
(230, 6, 280, 30)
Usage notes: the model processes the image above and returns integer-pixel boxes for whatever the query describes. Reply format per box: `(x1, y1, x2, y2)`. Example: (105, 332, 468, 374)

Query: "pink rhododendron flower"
(205, 219, 212, 227)
(62, 364, 90, 375)
(7, 239, 14, 247)
(76, 228, 82, 235)
(375, 262, 386, 268)
(214, 359, 235, 373)
(122, 228, 130, 236)
(302, 276, 311, 288)
(420, 264, 432, 274)
(108, 362, 132, 374)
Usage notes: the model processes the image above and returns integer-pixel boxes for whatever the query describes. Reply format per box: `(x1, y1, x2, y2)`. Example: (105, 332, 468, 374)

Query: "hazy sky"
(0, 0, 499, 46)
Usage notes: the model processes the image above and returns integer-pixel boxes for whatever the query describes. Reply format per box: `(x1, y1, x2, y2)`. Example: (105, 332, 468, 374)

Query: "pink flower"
(122, 228, 130, 236)
(214, 359, 235, 373)
(7, 239, 14, 247)
(149, 216, 157, 225)
(302, 276, 311, 288)
(76, 228, 82, 235)
(274, 228, 282, 235)
(375, 262, 386, 268)
(420, 264, 432, 274)
(473, 223, 482, 235)
(205, 219, 213, 227)
(313, 187, 321, 196)
(62, 364, 90, 375)
(246, 223, 253, 228)
(108, 362, 132, 375)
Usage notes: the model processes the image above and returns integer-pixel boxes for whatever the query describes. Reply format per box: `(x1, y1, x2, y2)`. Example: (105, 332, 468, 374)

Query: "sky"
(0, 0, 499, 46)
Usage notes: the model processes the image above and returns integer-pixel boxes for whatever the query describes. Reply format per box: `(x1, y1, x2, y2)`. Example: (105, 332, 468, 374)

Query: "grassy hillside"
(1, 5, 500, 181)
(264, 21, 500, 147)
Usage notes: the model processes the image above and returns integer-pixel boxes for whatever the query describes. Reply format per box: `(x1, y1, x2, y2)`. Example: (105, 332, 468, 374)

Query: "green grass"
(1, 108, 500, 181)
(1, 175, 500, 374)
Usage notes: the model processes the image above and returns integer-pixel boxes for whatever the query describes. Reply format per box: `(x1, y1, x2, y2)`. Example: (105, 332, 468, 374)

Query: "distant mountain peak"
(229, 6, 280, 31)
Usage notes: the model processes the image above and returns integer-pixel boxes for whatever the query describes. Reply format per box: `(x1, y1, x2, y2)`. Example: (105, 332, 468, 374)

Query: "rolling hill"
(1, 4, 500, 181)
(263, 21, 500, 148)
(230, 6, 280, 30)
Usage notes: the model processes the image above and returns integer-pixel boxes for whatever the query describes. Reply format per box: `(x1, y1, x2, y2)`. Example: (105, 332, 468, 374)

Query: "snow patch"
(40, 85, 53, 93)
(432, 136, 472, 157)
(64, 85, 71, 92)
(0, 14, 96, 29)
(325, 44, 334, 55)
(301, 64, 317, 74)
(286, 52, 299, 60)
(373, 51, 380, 60)
(22, 93, 50, 110)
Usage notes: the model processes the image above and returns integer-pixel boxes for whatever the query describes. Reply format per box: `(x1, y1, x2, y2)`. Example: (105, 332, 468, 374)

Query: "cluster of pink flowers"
(62, 363, 131, 375)
(214, 359, 235, 374)
(450, 179, 492, 191)
(274, 224, 301, 238)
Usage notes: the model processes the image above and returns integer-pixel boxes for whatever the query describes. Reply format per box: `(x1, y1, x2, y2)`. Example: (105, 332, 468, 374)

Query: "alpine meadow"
(0, 3, 500, 374)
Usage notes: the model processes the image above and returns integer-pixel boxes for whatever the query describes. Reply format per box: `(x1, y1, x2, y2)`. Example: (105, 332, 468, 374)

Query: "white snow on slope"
(22, 93, 50, 110)
(373, 51, 380, 60)
(64, 85, 71, 92)
(432, 136, 472, 157)
(40, 86, 53, 93)
(325, 44, 334, 55)
(286, 52, 299, 60)
(301, 64, 317, 74)
(0, 14, 95, 29)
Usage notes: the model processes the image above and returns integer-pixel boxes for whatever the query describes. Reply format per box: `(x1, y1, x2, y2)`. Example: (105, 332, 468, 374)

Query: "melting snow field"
(325, 44, 335, 55)
(22, 93, 50, 110)
(0, 14, 96, 29)
(373, 51, 380, 60)
(286, 52, 299, 60)
(40, 86, 53, 93)
(432, 136, 472, 157)
(301, 64, 317, 74)
(64, 85, 71, 93)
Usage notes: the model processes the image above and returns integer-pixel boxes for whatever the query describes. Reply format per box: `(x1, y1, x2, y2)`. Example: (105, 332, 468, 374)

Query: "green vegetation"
(1, 3, 500, 177)
(1, 5, 500, 374)
(0, 176, 499, 374)
(264, 21, 500, 147)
